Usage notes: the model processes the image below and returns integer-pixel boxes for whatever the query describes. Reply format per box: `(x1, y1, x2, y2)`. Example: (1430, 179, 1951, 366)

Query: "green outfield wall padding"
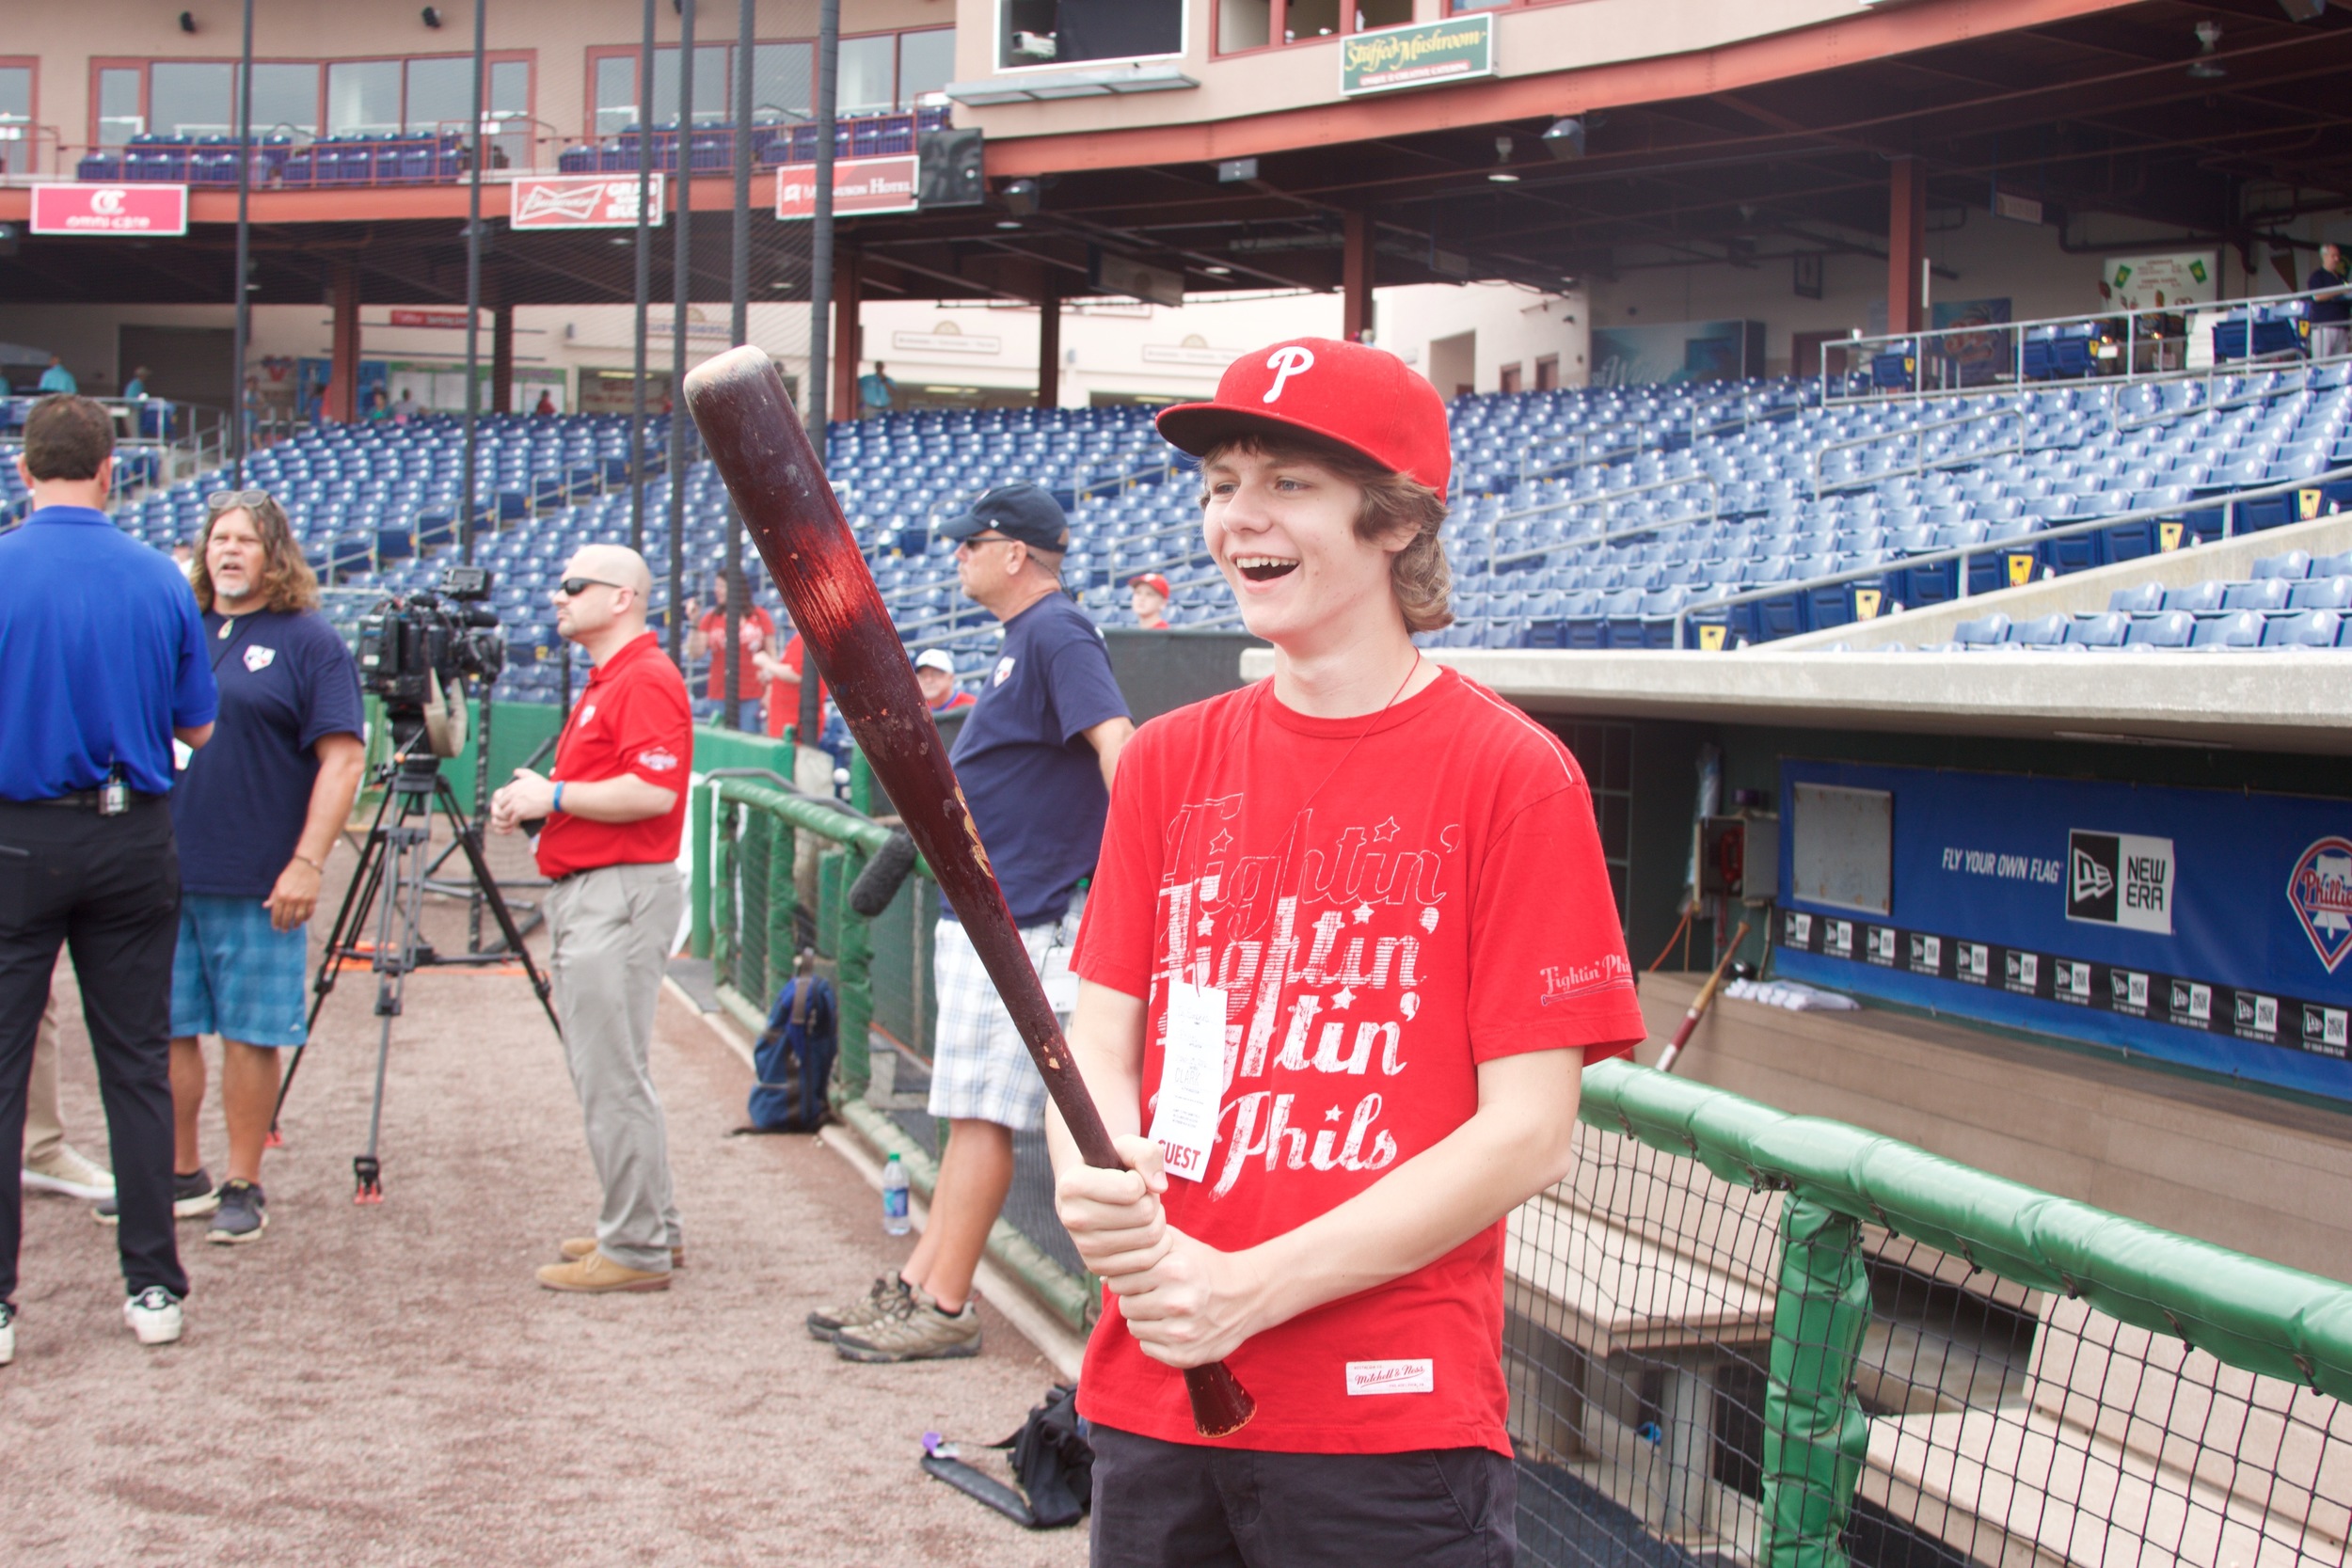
(1579, 1058, 2352, 1404)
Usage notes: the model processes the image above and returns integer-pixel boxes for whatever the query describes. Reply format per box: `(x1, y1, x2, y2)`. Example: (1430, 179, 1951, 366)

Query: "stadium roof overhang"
(0, 0, 2344, 309)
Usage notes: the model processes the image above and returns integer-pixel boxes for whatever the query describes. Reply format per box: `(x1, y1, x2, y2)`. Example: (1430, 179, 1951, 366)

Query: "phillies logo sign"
(2288, 836, 2352, 974)
(30, 183, 189, 236)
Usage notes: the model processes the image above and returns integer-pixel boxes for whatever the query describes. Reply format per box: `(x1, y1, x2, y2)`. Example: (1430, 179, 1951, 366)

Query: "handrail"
(1669, 462, 2352, 648)
(1499, 464, 1719, 526)
(1579, 1057, 2352, 1401)
(1489, 491, 1723, 570)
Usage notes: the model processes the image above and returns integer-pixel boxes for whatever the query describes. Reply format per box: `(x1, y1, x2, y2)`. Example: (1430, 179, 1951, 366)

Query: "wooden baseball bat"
(684, 344, 1256, 1439)
(1655, 920, 1750, 1075)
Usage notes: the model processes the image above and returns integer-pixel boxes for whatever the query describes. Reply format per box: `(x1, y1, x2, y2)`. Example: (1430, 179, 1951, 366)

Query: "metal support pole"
(1757, 1198, 1872, 1568)
(667, 0, 695, 664)
(726, 0, 753, 731)
(230, 0, 254, 483)
(800, 0, 840, 751)
(628, 0, 654, 557)
(461, 0, 487, 567)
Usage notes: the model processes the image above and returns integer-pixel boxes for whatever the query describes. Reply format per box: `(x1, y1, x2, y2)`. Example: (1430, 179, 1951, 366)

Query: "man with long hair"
(0, 396, 216, 1362)
(135, 490, 364, 1244)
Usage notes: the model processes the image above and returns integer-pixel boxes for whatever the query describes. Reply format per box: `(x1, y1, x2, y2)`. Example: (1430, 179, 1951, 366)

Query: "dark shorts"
(1087, 1424, 1517, 1568)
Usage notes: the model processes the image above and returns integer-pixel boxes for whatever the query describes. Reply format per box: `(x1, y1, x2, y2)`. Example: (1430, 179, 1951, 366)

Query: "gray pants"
(2314, 324, 2348, 363)
(547, 862, 684, 1273)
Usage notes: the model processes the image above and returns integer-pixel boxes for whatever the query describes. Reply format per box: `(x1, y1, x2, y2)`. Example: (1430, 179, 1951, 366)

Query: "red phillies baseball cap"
(1129, 572, 1171, 597)
(1156, 337, 1453, 502)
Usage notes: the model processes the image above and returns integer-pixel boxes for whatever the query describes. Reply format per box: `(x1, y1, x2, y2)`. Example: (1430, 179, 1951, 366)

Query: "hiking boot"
(94, 1168, 217, 1226)
(561, 1236, 684, 1269)
(24, 1143, 114, 1200)
(124, 1287, 184, 1346)
(0, 1301, 14, 1367)
(206, 1180, 268, 1245)
(834, 1289, 979, 1363)
(534, 1250, 671, 1293)
(806, 1274, 911, 1342)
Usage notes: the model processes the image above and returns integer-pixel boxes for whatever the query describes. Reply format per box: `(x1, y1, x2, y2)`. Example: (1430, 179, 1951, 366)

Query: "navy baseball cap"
(939, 482, 1070, 551)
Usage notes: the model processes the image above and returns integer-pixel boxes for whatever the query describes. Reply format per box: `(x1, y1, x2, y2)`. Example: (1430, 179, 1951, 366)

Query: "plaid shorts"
(170, 893, 311, 1048)
(928, 913, 1067, 1129)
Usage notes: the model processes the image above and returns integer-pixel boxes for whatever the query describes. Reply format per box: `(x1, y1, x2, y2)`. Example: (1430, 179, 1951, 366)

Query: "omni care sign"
(30, 183, 188, 236)
(1774, 759, 2352, 1102)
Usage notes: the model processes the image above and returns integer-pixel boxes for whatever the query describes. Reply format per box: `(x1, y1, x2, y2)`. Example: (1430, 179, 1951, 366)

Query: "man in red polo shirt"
(489, 543, 693, 1295)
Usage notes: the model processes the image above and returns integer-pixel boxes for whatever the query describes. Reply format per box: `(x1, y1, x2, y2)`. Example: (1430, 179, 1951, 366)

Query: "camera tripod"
(272, 733, 558, 1202)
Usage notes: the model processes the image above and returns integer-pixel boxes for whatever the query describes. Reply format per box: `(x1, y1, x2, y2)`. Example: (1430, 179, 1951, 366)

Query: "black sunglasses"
(206, 488, 273, 515)
(556, 576, 627, 597)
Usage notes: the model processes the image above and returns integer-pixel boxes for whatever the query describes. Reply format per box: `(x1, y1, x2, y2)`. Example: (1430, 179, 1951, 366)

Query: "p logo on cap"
(1263, 345, 1316, 403)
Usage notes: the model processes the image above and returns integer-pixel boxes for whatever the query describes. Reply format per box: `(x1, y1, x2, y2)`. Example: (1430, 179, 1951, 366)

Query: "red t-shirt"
(536, 632, 693, 879)
(695, 605, 773, 701)
(929, 690, 977, 715)
(1071, 666, 1645, 1457)
(763, 635, 831, 739)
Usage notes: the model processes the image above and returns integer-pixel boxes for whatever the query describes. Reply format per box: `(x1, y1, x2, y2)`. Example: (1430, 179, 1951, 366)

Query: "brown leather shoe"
(560, 1236, 685, 1269)
(535, 1250, 672, 1293)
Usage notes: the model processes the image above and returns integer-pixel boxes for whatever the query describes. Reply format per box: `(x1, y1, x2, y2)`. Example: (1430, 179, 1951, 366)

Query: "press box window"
(1003, 0, 1182, 69)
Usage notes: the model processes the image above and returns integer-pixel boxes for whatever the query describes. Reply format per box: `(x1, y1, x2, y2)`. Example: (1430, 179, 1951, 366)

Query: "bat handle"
(1183, 1362, 1257, 1437)
(1065, 1097, 1257, 1436)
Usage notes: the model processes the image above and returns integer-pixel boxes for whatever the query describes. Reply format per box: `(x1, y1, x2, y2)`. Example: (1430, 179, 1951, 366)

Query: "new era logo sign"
(2065, 830, 2174, 934)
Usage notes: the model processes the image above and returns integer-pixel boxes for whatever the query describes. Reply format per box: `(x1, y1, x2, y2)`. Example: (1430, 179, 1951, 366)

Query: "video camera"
(357, 564, 506, 756)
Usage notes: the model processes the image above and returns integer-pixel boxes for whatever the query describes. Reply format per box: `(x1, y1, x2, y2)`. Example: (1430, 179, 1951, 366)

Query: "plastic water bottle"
(882, 1153, 912, 1236)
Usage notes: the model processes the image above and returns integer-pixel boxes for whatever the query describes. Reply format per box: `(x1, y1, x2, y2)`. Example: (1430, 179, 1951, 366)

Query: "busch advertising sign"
(30, 183, 189, 236)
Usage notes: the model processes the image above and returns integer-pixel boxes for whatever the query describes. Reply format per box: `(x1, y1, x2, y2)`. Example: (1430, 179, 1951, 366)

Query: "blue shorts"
(170, 894, 311, 1048)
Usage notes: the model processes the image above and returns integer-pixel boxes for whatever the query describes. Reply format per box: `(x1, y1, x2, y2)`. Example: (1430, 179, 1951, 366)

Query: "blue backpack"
(748, 956, 836, 1132)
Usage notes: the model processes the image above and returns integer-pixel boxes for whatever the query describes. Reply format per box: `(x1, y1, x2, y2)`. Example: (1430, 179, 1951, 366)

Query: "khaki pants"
(546, 863, 684, 1273)
(23, 991, 61, 1167)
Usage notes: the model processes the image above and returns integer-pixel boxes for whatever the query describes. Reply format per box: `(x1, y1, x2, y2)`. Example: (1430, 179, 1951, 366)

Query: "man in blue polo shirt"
(814, 481, 1132, 1364)
(0, 395, 217, 1366)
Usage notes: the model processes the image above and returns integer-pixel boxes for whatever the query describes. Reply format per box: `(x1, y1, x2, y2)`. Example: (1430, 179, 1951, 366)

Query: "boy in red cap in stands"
(1129, 572, 1171, 629)
(1050, 338, 1645, 1563)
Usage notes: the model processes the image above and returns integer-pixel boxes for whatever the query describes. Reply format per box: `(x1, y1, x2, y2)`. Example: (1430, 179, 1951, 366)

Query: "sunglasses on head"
(206, 488, 273, 515)
(556, 576, 626, 597)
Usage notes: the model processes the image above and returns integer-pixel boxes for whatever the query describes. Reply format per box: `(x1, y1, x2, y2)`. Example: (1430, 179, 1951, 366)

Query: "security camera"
(421, 6, 443, 25)
(179, 10, 198, 33)
(1542, 118, 1586, 161)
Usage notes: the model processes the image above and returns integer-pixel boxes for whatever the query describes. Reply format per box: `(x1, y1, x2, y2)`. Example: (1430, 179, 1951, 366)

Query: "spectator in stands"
(171, 538, 197, 579)
(752, 617, 828, 742)
(22, 992, 116, 1203)
(1051, 338, 1644, 1562)
(391, 388, 421, 421)
(813, 483, 1132, 1364)
(363, 388, 391, 423)
(534, 389, 559, 417)
(858, 361, 898, 419)
(0, 395, 218, 1362)
(37, 356, 77, 396)
(490, 545, 692, 1295)
(1128, 572, 1171, 629)
(147, 489, 365, 1246)
(914, 648, 975, 716)
(684, 570, 772, 730)
(123, 367, 151, 401)
(2311, 243, 2348, 362)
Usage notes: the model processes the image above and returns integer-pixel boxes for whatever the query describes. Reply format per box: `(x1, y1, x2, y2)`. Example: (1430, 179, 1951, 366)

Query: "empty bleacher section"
(74, 107, 949, 189)
(56, 353, 2352, 693)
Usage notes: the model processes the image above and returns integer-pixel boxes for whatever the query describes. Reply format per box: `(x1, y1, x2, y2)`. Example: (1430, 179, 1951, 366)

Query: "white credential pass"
(1149, 981, 1226, 1182)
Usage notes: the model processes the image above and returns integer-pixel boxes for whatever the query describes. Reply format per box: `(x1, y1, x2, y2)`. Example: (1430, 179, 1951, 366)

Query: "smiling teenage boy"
(1048, 338, 1645, 1565)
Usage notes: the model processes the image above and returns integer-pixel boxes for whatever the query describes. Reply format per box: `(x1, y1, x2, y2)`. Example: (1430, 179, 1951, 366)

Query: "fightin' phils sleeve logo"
(2288, 837, 2352, 973)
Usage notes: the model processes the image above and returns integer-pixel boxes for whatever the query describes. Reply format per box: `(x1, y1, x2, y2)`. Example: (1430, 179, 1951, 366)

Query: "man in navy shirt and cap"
(0, 396, 217, 1365)
(813, 482, 1133, 1364)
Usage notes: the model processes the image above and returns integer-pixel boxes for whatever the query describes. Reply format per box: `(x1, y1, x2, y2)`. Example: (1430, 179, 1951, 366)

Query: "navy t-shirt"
(946, 594, 1130, 927)
(172, 608, 365, 897)
(2311, 268, 2349, 326)
(0, 507, 215, 800)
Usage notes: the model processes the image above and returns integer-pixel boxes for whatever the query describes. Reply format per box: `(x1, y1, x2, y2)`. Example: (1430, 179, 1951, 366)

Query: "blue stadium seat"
(2107, 582, 2167, 615)
(2123, 610, 2194, 648)
(2008, 613, 2072, 646)
(2252, 550, 2312, 580)
(2221, 578, 2294, 612)
(2262, 610, 2341, 648)
(2190, 610, 2265, 649)
(1954, 612, 2011, 646)
(2291, 576, 2352, 610)
(2163, 580, 2227, 614)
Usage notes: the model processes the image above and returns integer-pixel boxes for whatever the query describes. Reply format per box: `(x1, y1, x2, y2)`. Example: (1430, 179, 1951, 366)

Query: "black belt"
(19, 789, 166, 811)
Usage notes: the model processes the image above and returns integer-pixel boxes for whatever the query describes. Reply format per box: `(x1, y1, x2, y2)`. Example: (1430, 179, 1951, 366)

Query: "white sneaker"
(124, 1287, 183, 1346)
(23, 1144, 115, 1201)
(0, 1301, 15, 1366)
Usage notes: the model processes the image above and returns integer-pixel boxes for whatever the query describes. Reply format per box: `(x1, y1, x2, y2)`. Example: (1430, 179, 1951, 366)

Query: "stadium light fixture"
(179, 10, 198, 32)
(1542, 118, 1586, 161)
(421, 6, 443, 26)
(2188, 21, 2226, 79)
(1488, 135, 1519, 183)
(1201, 264, 1232, 275)
(2277, 0, 2325, 19)
(1000, 178, 1041, 215)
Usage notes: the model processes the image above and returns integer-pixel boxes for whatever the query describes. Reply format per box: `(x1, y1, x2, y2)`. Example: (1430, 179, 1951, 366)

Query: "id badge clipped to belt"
(98, 766, 130, 817)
